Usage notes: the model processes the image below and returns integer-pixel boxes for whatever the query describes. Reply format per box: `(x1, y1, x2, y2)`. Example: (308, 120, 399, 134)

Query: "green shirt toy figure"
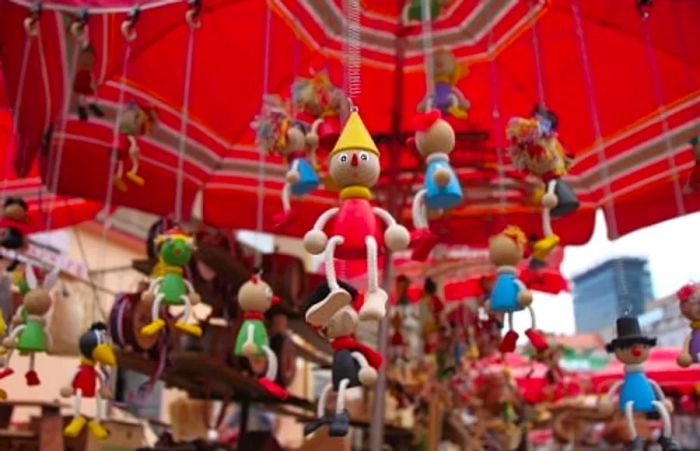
(0, 263, 59, 386)
(234, 275, 288, 399)
(140, 227, 202, 338)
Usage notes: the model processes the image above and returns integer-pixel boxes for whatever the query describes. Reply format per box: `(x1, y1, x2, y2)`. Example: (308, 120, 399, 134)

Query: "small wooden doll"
(304, 281, 382, 437)
(487, 226, 547, 353)
(0, 264, 59, 385)
(73, 43, 104, 122)
(418, 48, 470, 119)
(675, 284, 700, 367)
(599, 317, 680, 451)
(234, 275, 288, 399)
(409, 110, 462, 260)
(140, 228, 202, 338)
(506, 106, 579, 266)
(114, 101, 156, 192)
(0, 197, 31, 270)
(62, 322, 116, 439)
(303, 110, 410, 326)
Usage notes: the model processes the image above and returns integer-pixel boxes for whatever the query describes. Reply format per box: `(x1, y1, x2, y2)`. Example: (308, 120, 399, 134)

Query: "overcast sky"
(513, 210, 700, 336)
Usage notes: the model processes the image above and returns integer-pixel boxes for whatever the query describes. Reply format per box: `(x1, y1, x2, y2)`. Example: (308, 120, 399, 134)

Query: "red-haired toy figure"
(676, 284, 700, 367)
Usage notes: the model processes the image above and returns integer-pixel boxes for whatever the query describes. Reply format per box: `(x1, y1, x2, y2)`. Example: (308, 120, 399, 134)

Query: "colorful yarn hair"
(251, 95, 290, 153)
(501, 225, 527, 248)
(677, 284, 698, 303)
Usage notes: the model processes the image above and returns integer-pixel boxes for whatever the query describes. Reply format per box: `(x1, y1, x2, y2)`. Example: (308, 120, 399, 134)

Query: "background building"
(572, 257, 654, 333)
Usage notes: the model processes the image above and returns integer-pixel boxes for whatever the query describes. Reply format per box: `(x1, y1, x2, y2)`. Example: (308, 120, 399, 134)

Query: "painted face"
(279, 126, 306, 155)
(433, 51, 456, 77)
(329, 150, 380, 189)
(680, 293, 700, 320)
(488, 235, 523, 267)
(321, 305, 358, 339)
(160, 236, 193, 266)
(615, 344, 651, 365)
(238, 279, 278, 312)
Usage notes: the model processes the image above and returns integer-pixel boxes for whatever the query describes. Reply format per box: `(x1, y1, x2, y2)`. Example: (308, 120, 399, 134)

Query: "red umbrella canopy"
(1, 0, 699, 244)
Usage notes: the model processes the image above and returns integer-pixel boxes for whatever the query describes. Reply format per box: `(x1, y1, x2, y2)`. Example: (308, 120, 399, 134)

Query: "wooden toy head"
(79, 322, 116, 366)
(3, 197, 29, 222)
(605, 316, 656, 365)
(155, 228, 195, 267)
(277, 122, 307, 157)
(22, 264, 59, 316)
(412, 110, 455, 157)
(489, 226, 526, 267)
(433, 48, 462, 85)
(329, 111, 381, 189)
(322, 305, 359, 339)
(677, 284, 700, 321)
(238, 274, 279, 313)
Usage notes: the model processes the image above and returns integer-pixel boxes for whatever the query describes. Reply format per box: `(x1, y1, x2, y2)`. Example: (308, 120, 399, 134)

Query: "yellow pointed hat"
(330, 111, 379, 157)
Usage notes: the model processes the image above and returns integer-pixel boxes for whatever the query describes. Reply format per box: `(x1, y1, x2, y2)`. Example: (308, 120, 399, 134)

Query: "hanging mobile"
(234, 274, 288, 399)
(303, 108, 410, 326)
(140, 227, 202, 338)
(62, 322, 116, 439)
(599, 317, 680, 451)
(408, 110, 462, 260)
(487, 226, 547, 353)
(0, 264, 60, 385)
(114, 101, 156, 192)
(304, 281, 382, 437)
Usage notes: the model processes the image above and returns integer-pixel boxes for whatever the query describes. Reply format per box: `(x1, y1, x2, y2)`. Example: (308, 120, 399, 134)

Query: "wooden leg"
(0, 404, 13, 429)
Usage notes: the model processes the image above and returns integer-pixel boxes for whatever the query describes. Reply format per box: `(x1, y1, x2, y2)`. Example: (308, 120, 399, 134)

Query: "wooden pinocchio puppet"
(506, 106, 579, 266)
(304, 281, 382, 437)
(0, 264, 60, 385)
(599, 317, 680, 451)
(62, 322, 116, 439)
(234, 275, 288, 399)
(114, 101, 156, 192)
(409, 110, 462, 261)
(140, 227, 202, 338)
(675, 284, 700, 367)
(303, 110, 410, 326)
(487, 226, 547, 353)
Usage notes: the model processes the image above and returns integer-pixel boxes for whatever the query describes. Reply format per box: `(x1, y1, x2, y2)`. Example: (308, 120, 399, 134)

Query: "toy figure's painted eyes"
(339, 154, 348, 163)
(360, 152, 368, 161)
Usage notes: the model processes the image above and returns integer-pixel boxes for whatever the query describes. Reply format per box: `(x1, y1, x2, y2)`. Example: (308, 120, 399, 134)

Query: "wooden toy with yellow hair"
(418, 48, 470, 119)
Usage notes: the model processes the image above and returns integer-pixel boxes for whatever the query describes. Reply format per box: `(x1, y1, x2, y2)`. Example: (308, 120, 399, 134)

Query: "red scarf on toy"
(331, 336, 383, 370)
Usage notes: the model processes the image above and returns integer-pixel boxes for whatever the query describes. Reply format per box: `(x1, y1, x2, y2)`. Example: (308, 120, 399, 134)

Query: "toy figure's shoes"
(359, 289, 388, 322)
(113, 177, 128, 192)
(658, 436, 680, 451)
(499, 330, 519, 353)
(525, 328, 548, 351)
(174, 321, 202, 337)
(304, 416, 332, 436)
(447, 106, 468, 120)
(629, 437, 645, 451)
(258, 377, 288, 400)
(306, 288, 352, 327)
(88, 420, 109, 440)
(77, 106, 88, 122)
(410, 229, 439, 262)
(532, 234, 560, 261)
(0, 368, 13, 380)
(126, 171, 145, 186)
(272, 211, 295, 231)
(64, 416, 87, 438)
(88, 103, 104, 118)
(329, 410, 350, 437)
(141, 318, 166, 337)
(25, 370, 40, 386)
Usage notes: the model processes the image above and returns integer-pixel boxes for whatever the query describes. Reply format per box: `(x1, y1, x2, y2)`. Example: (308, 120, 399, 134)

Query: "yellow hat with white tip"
(330, 110, 379, 157)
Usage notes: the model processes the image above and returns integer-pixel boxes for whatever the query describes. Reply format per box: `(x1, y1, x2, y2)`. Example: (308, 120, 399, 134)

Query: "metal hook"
(23, 2, 41, 37)
(70, 9, 89, 38)
(186, 0, 202, 28)
(121, 6, 140, 41)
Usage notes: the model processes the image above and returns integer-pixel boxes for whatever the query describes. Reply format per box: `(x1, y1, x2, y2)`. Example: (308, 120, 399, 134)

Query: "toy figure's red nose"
(632, 346, 642, 357)
(271, 295, 281, 305)
(351, 153, 359, 167)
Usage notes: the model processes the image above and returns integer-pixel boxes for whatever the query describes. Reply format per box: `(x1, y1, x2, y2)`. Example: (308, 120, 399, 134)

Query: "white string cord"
(420, 0, 434, 110)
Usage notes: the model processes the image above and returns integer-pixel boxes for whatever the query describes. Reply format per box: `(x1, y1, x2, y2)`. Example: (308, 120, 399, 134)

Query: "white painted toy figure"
(303, 110, 410, 326)
(675, 284, 700, 367)
(599, 317, 680, 451)
(304, 281, 382, 437)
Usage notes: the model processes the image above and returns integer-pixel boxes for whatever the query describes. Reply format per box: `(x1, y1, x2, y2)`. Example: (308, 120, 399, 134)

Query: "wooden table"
(0, 400, 66, 451)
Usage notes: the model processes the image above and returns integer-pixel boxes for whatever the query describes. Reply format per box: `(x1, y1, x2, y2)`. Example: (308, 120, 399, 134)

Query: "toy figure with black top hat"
(303, 110, 410, 327)
(304, 281, 382, 438)
(599, 317, 680, 451)
(675, 284, 700, 367)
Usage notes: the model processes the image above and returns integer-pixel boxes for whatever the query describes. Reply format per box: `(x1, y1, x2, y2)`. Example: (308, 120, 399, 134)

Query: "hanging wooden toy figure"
(251, 96, 319, 229)
(675, 284, 700, 367)
(303, 109, 410, 326)
(62, 322, 116, 439)
(234, 275, 288, 399)
(304, 281, 382, 437)
(0, 264, 60, 385)
(418, 48, 470, 119)
(291, 70, 348, 145)
(140, 227, 202, 338)
(0, 197, 31, 270)
(506, 106, 579, 267)
(408, 110, 462, 260)
(487, 226, 547, 353)
(599, 317, 680, 451)
(73, 44, 104, 122)
(114, 101, 157, 192)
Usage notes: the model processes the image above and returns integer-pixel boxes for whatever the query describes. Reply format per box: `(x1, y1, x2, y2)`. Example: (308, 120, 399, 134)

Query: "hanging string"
(343, 0, 361, 100)
(640, 17, 686, 217)
(174, 16, 198, 222)
(487, 4, 507, 222)
(528, 0, 546, 106)
(420, 0, 434, 110)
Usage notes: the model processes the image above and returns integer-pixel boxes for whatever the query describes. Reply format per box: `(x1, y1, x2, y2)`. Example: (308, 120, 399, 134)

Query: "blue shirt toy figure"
(409, 110, 462, 261)
(599, 317, 680, 451)
(487, 226, 547, 354)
